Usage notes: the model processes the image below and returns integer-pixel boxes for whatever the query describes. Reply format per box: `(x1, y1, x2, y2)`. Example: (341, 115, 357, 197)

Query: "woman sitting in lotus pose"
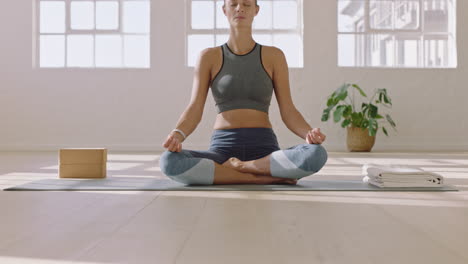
(160, 0, 328, 185)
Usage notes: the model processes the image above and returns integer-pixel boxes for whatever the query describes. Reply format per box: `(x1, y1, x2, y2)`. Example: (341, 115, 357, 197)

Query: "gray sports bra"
(210, 42, 274, 114)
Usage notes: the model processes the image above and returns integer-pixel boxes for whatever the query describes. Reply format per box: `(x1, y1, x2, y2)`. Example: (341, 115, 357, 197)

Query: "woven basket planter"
(346, 126, 376, 152)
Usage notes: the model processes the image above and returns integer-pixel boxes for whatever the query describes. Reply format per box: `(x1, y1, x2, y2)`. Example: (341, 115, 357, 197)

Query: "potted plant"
(321, 83, 397, 152)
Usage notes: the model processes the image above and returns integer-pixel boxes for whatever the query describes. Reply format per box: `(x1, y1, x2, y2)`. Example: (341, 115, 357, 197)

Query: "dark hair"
(224, 0, 258, 6)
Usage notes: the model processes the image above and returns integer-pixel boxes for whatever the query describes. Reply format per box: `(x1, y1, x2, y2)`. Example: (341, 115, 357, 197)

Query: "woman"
(160, 0, 327, 185)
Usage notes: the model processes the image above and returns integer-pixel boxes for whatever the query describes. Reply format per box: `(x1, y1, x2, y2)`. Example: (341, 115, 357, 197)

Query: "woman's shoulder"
(200, 45, 223, 57)
(259, 44, 284, 55)
(198, 46, 223, 63)
(194, 46, 223, 70)
(259, 44, 286, 65)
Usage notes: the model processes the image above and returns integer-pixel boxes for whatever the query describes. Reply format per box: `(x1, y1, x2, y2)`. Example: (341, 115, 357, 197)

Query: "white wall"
(0, 1, 466, 152)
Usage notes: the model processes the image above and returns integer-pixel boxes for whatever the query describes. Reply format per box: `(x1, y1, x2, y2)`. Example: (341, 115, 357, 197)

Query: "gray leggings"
(160, 128, 328, 185)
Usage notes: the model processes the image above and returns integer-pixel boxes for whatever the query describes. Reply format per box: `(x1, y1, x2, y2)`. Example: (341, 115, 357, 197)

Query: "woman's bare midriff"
(213, 109, 273, 130)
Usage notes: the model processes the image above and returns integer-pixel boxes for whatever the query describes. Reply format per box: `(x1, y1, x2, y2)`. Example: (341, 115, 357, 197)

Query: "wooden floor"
(0, 151, 467, 264)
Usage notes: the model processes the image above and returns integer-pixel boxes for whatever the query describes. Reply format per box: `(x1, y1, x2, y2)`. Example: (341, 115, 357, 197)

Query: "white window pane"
(386, 36, 396, 66)
(67, 35, 94, 67)
(216, 34, 229, 46)
(337, 0, 456, 68)
(369, 35, 394, 67)
(338, 34, 356, 67)
(216, 1, 229, 29)
(40, 1, 65, 33)
(187, 35, 214, 67)
(273, 1, 297, 29)
(438, 39, 445, 65)
(423, 0, 448, 32)
(395, 0, 420, 30)
(253, 1, 272, 29)
(96, 35, 122, 67)
(40, 35, 65, 67)
(71, 1, 95, 30)
(273, 34, 303, 68)
(123, 1, 150, 33)
(192, 1, 214, 29)
(253, 34, 273, 46)
(448, 35, 457, 67)
(96, 1, 119, 30)
(397, 39, 418, 67)
(447, 0, 456, 34)
(424, 37, 449, 67)
(424, 39, 432, 66)
(338, 0, 365, 32)
(370, 0, 394, 29)
(124, 35, 150, 68)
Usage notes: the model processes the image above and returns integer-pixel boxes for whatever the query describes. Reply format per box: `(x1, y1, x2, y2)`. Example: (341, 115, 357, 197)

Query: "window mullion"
(297, 0, 302, 38)
(120, 0, 124, 67)
(186, 29, 298, 35)
(418, 0, 425, 68)
(34, 0, 39, 68)
(213, 0, 216, 45)
(271, 0, 274, 42)
(420, 0, 424, 67)
(65, 0, 70, 34)
(93, 0, 96, 68)
(68, 29, 120, 34)
(119, 0, 123, 32)
(418, 0, 423, 33)
(65, 0, 70, 67)
(187, 0, 192, 66)
(365, 0, 370, 33)
(364, 0, 370, 66)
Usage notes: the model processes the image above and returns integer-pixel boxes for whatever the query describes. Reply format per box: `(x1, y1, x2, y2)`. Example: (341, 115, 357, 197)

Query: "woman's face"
(223, 0, 259, 28)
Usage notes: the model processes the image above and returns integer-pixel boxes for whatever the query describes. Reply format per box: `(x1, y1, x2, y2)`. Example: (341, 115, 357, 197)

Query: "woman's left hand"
(306, 128, 326, 144)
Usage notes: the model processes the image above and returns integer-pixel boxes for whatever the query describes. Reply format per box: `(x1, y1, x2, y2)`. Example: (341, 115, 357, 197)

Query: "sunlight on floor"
(333, 157, 456, 166)
(0, 172, 57, 179)
(107, 154, 160, 162)
(0, 256, 104, 264)
(144, 167, 161, 172)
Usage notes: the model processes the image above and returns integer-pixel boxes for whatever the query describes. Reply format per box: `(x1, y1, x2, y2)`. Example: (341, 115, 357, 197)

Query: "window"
(187, 0, 304, 68)
(337, 0, 457, 68)
(36, 0, 151, 68)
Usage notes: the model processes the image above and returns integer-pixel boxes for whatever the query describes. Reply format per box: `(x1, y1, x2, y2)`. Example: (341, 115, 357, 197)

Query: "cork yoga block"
(59, 148, 107, 178)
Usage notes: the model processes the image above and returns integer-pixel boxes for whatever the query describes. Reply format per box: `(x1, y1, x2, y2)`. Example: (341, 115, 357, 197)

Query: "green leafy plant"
(321, 83, 397, 137)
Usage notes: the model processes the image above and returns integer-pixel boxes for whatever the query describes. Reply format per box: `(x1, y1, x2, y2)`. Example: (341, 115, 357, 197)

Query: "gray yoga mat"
(3, 177, 458, 191)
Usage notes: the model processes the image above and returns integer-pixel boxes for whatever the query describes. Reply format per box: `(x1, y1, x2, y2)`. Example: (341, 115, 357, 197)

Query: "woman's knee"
(299, 144, 328, 172)
(159, 150, 191, 176)
(159, 150, 215, 185)
(269, 144, 327, 179)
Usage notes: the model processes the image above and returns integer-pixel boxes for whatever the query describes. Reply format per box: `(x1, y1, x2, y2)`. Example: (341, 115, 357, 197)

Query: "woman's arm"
(270, 47, 312, 140)
(173, 48, 214, 140)
(162, 48, 214, 151)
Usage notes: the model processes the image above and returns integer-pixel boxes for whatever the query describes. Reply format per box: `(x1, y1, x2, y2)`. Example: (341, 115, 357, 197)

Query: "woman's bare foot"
(253, 175, 298, 185)
(276, 178, 298, 185)
(221, 158, 297, 185)
(222, 157, 244, 172)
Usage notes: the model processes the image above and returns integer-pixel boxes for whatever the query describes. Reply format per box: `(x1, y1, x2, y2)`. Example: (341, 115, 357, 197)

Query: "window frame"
(34, 0, 151, 69)
(185, 0, 304, 68)
(337, 0, 457, 68)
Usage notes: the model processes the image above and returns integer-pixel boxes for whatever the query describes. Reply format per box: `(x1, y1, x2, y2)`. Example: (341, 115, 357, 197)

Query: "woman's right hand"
(162, 132, 184, 152)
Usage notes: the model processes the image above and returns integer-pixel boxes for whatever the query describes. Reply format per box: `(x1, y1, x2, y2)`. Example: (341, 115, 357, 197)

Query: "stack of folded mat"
(362, 163, 445, 188)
